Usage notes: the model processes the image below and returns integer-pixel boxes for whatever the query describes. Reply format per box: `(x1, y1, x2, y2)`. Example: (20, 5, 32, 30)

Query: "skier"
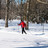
(18, 20, 27, 34)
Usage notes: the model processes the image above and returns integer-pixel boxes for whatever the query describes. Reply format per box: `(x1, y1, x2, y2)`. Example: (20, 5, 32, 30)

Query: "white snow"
(0, 19, 48, 48)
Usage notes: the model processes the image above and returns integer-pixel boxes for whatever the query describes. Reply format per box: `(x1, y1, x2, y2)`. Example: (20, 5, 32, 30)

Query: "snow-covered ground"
(0, 19, 48, 48)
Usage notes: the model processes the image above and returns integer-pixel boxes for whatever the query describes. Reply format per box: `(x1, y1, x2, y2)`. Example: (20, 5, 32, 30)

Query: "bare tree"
(5, 0, 10, 27)
(25, 0, 31, 30)
(21, 0, 23, 20)
(0, 0, 1, 19)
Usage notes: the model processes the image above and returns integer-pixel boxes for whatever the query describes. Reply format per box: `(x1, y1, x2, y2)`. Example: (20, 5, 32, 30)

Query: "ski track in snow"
(0, 19, 48, 48)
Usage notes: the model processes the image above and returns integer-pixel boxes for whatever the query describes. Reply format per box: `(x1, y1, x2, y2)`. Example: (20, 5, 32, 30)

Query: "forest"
(0, 0, 48, 28)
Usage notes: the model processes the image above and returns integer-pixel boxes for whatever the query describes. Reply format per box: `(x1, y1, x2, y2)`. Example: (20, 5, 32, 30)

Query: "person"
(18, 20, 27, 34)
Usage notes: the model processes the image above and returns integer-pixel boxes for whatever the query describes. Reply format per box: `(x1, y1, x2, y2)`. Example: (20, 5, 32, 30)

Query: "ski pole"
(17, 23, 19, 32)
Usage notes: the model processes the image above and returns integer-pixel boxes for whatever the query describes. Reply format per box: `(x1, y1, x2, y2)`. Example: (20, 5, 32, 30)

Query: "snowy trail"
(0, 30, 48, 48)
(0, 19, 48, 48)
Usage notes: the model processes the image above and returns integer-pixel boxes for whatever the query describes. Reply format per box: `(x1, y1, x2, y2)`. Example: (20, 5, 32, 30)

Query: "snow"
(0, 19, 48, 48)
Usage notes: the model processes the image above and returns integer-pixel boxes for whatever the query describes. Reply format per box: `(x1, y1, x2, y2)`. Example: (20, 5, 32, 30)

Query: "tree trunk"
(25, 0, 31, 30)
(21, 0, 23, 20)
(0, 0, 1, 19)
(5, 0, 10, 27)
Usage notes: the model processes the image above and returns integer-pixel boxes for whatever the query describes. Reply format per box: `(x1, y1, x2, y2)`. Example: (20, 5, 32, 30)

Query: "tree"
(9, 0, 17, 20)
(5, 0, 10, 27)
(0, 0, 1, 19)
(20, 0, 23, 20)
(25, 0, 31, 30)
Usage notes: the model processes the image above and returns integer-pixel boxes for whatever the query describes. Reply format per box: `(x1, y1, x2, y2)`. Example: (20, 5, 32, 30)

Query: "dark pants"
(22, 28, 27, 34)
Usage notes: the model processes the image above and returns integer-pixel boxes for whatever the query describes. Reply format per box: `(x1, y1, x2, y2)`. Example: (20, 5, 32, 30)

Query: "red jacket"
(18, 21, 26, 28)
